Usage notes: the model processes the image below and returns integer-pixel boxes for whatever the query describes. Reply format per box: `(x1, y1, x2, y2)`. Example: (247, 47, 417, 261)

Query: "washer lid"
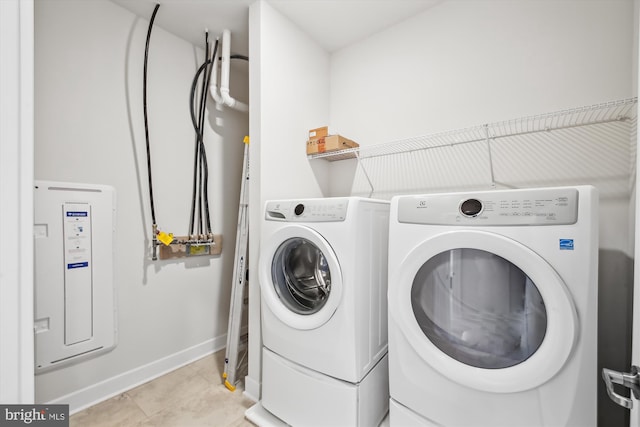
(389, 230, 578, 393)
(260, 225, 343, 330)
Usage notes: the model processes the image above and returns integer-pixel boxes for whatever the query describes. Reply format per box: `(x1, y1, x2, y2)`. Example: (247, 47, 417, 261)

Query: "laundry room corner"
(33, 0, 248, 412)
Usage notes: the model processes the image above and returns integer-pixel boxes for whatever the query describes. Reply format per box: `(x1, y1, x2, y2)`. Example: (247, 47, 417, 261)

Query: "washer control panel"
(265, 199, 348, 222)
(398, 187, 579, 226)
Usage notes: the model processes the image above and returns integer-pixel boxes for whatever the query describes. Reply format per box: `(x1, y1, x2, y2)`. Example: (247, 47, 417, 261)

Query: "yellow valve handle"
(243, 135, 250, 144)
(157, 231, 174, 246)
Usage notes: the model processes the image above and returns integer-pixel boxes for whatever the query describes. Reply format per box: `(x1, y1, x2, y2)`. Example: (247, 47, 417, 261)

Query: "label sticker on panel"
(559, 239, 574, 250)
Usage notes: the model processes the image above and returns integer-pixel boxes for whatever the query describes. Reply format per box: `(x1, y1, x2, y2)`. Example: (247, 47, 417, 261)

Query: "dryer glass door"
(390, 230, 577, 393)
(271, 237, 332, 315)
(411, 248, 547, 369)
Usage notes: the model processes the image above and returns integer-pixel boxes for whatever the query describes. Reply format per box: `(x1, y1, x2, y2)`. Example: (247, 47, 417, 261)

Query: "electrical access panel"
(34, 181, 117, 374)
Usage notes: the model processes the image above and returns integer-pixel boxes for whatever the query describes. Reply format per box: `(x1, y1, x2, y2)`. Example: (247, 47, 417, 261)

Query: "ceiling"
(268, 0, 442, 52)
(111, 0, 442, 55)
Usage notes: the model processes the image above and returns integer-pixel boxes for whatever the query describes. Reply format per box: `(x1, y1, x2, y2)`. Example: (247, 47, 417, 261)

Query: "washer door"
(260, 225, 342, 330)
(389, 230, 578, 393)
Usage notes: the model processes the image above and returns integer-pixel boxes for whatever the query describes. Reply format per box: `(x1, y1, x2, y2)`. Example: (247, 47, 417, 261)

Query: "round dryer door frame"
(390, 229, 578, 393)
(259, 224, 343, 330)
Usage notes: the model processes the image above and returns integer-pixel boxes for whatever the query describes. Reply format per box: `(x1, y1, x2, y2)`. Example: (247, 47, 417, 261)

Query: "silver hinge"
(602, 366, 640, 409)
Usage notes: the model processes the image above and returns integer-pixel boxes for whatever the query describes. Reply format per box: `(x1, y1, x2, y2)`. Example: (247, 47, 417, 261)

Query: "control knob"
(460, 199, 483, 217)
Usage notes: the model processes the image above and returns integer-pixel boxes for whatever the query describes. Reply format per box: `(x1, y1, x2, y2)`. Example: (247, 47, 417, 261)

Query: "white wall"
(253, 2, 331, 201)
(247, 0, 331, 399)
(34, 0, 247, 411)
(328, 0, 636, 206)
(0, 0, 34, 404)
(330, 0, 633, 144)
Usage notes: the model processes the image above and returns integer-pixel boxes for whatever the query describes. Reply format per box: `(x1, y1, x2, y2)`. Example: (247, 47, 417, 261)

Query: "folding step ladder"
(223, 136, 250, 391)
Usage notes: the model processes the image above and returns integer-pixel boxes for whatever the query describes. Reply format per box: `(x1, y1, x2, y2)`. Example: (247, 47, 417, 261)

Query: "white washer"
(387, 186, 598, 426)
(259, 197, 390, 427)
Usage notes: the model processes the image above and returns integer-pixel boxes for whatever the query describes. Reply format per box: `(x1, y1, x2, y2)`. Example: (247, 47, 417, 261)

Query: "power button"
(460, 199, 483, 217)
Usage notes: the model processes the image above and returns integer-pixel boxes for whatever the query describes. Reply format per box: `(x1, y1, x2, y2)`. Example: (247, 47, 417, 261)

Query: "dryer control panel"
(398, 187, 580, 226)
(265, 200, 348, 222)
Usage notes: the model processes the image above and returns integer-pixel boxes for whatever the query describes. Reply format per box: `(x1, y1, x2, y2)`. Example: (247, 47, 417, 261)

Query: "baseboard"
(244, 374, 261, 402)
(48, 335, 226, 415)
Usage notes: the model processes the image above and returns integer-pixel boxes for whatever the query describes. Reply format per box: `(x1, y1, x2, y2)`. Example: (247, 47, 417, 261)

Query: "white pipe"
(220, 29, 249, 113)
(209, 44, 224, 105)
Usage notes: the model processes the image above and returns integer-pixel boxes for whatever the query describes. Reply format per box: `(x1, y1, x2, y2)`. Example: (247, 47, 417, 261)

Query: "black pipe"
(143, 3, 160, 227)
(201, 40, 218, 234)
(188, 37, 219, 236)
(188, 59, 209, 234)
(196, 36, 211, 235)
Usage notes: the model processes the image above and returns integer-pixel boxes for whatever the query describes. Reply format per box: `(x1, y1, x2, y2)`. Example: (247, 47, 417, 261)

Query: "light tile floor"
(70, 350, 255, 427)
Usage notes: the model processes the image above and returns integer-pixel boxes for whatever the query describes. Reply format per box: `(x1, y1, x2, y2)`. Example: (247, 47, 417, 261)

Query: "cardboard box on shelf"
(309, 126, 328, 140)
(306, 134, 359, 155)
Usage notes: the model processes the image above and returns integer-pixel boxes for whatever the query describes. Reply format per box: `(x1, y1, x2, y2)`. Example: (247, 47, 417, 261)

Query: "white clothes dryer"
(259, 197, 390, 427)
(387, 186, 598, 426)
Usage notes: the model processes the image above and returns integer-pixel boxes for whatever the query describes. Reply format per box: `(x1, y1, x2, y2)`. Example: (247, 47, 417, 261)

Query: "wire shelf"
(308, 98, 638, 199)
(308, 98, 637, 162)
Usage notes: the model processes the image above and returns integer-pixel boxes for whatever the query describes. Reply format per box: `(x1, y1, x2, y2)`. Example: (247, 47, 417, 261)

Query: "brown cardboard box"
(308, 126, 328, 140)
(307, 134, 359, 155)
